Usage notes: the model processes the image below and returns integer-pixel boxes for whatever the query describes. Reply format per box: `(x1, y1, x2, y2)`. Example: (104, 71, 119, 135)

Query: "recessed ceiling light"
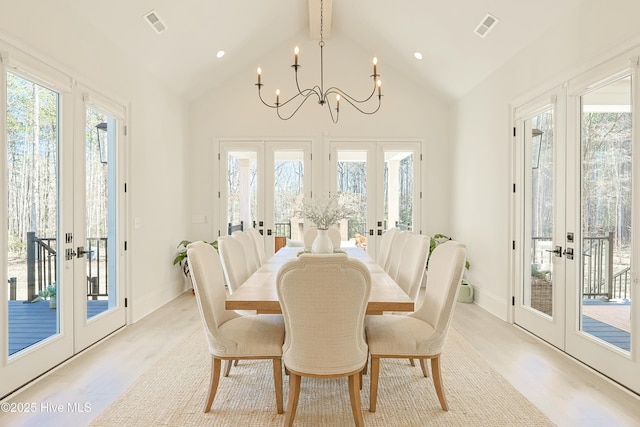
(216, 50, 225, 58)
(414, 52, 423, 60)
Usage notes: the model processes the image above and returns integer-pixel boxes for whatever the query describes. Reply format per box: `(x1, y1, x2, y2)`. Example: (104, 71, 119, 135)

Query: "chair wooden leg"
(284, 373, 301, 427)
(272, 358, 284, 414)
(419, 358, 430, 377)
(409, 358, 415, 366)
(369, 356, 380, 413)
(204, 357, 221, 413)
(223, 359, 232, 377)
(348, 373, 365, 427)
(431, 355, 449, 411)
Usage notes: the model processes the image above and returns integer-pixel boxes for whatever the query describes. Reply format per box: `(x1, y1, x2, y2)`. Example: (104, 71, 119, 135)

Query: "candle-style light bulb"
(276, 89, 280, 104)
(373, 57, 378, 78)
(377, 79, 382, 96)
(257, 67, 262, 85)
(336, 94, 340, 109)
(294, 46, 299, 66)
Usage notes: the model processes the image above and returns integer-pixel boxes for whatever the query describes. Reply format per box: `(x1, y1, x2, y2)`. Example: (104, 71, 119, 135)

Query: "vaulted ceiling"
(65, 0, 585, 101)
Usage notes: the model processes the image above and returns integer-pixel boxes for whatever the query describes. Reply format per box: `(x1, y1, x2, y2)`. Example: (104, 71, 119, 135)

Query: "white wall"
(452, 0, 640, 320)
(0, 2, 191, 322)
(189, 30, 453, 240)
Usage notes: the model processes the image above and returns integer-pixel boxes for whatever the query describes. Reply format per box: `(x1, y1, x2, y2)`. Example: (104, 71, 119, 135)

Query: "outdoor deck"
(582, 299, 631, 351)
(8, 300, 109, 355)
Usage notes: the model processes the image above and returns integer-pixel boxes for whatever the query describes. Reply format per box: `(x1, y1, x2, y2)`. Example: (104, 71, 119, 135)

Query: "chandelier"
(255, 0, 382, 123)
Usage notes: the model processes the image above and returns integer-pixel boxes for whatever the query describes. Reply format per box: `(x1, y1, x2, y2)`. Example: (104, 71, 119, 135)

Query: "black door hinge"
(124, 298, 128, 308)
(512, 296, 515, 306)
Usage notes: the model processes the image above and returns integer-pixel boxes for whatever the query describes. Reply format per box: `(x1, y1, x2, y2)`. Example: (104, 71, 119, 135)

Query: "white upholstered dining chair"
(385, 230, 411, 279)
(218, 235, 251, 293)
(232, 230, 260, 274)
(246, 228, 267, 265)
(303, 227, 317, 250)
(365, 240, 466, 412)
(396, 233, 430, 304)
(277, 253, 371, 427)
(186, 241, 285, 414)
(376, 228, 399, 271)
(327, 226, 341, 248)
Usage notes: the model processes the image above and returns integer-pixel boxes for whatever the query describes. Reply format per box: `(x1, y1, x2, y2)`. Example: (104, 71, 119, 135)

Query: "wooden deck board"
(582, 315, 630, 351)
(8, 300, 109, 355)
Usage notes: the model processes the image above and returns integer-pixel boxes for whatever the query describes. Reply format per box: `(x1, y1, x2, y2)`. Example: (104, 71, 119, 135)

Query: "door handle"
(77, 246, 93, 258)
(545, 246, 562, 257)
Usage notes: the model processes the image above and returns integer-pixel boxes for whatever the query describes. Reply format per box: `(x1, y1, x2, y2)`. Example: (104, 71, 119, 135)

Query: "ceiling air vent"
(474, 13, 498, 38)
(144, 10, 167, 34)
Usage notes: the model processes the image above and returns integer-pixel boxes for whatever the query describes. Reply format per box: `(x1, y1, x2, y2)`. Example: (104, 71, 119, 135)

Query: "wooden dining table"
(225, 246, 414, 314)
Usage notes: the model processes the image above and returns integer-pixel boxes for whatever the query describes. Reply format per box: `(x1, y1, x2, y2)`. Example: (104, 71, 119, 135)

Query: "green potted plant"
(38, 283, 57, 308)
(174, 240, 218, 277)
(429, 234, 472, 303)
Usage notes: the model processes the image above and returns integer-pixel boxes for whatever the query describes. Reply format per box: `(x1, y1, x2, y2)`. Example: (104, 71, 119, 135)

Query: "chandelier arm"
(325, 98, 339, 124)
(294, 72, 325, 104)
(257, 87, 279, 109)
(325, 82, 378, 104)
(327, 89, 382, 115)
(258, 86, 321, 109)
(276, 91, 321, 120)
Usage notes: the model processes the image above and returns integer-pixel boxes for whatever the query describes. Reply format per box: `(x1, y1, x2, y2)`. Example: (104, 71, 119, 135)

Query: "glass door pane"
(526, 108, 555, 317)
(6, 72, 60, 355)
(226, 150, 258, 233)
(85, 109, 116, 320)
(336, 150, 369, 250)
(383, 150, 415, 232)
(273, 150, 305, 243)
(580, 76, 632, 352)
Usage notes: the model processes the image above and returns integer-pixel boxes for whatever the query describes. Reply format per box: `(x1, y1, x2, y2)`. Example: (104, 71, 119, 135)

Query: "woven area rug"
(90, 326, 554, 426)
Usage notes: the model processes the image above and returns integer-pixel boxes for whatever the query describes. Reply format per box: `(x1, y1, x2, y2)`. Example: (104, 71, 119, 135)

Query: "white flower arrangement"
(301, 194, 357, 230)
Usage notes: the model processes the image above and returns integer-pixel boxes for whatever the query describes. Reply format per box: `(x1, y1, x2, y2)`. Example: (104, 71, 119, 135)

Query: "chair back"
(411, 241, 466, 353)
(246, 228, 267, 265)
(376, 228, 399, 270)
(396, 233, 430, 303)
(327, 226, 341, 248)
(303, 227, 317, 250)
(277, 254, 371, 375)
(232, 230, 260, 274)
(187, 241, 241, 355)
(218, 235, 251, 293)
(386, 231, 411, 279)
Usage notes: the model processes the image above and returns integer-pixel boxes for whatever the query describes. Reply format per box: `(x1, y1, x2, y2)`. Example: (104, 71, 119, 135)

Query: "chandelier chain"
(320, 0, 324, 42)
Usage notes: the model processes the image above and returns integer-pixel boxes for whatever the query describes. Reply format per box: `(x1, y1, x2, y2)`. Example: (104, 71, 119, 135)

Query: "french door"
(219, 139, 312, 256)
(513, 87, 567, 349)
(514, 56, 638, 393)
(328, 140, 422, 259)
(1, 61, 126, 397)
(73, 92, 127, 352)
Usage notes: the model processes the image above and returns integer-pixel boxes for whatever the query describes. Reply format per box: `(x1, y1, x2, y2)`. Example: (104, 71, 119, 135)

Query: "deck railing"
(532, 232, 630, 300)
(274, 221, 291, 238)
(8, 233, 108, 301)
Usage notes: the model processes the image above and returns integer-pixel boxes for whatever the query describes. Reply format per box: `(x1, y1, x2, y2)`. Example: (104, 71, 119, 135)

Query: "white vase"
(312, 229, 334, 254)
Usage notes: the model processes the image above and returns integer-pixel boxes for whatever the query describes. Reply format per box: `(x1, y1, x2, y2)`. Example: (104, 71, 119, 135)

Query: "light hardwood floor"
(1, 292, 639, 427)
